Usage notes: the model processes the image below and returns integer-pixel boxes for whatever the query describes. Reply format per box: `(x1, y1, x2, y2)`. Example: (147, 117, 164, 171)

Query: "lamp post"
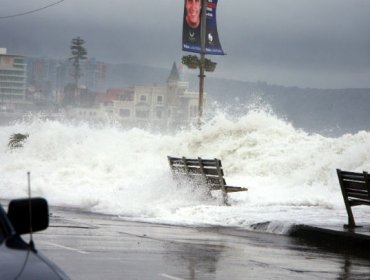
(182, 0, 220, 127)
(197, 0, 207, 126)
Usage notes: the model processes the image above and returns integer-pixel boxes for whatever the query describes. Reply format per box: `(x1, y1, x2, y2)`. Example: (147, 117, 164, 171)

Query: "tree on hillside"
(69, 36, 87, 87)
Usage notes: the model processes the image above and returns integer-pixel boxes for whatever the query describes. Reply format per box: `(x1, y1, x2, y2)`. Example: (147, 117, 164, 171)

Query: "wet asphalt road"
(32, 207, 370, 280)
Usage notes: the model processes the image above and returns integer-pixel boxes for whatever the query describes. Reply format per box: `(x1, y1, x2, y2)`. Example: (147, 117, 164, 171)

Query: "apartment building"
(0, 48, 27, 111)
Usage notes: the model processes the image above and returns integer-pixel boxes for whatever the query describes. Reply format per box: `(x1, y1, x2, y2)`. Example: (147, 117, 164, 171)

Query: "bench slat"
(208, 185, 248, 192)
(343, 181, 368, 191)
(168, 157, 220, 168)
(346, 191, 370, 200)
(187, 159, 219, 167)
(171, 166, 223, 176)
(341, 171, 365, 179)
(343, 184, 367, 192)
(342, 175, 365, 181)
(225, 186, 248, 193)
(172, 166, 202, 175)
(349, 199, 370, 206)
(203, 167, 223, 176)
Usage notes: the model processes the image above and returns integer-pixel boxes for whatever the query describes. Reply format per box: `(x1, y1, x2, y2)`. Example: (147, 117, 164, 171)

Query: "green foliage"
(181, 55, 217, 72)
(8, 133, 29, 149)
(204, 58, 217, 72)
(182, 55, 199, 69)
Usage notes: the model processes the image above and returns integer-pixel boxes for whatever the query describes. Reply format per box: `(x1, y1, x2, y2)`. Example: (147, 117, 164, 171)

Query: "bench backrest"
(337, 169, 370, 203)
(168, 156, 226, 191)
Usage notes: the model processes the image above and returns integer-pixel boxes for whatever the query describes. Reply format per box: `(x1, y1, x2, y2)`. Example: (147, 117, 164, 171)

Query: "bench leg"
(223, 192, 230, 206)
(221, 189, 232, 206)
(344, 207, 357, 229)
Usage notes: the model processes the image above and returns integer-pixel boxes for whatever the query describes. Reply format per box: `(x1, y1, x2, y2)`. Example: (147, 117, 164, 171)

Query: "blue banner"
(182, 0, 224, 55)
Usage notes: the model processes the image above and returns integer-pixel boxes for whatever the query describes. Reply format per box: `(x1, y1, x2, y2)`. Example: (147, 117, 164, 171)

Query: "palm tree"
(8, 133, 29, 149)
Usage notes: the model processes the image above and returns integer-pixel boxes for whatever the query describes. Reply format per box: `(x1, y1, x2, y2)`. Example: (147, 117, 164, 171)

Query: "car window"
(0, 205, 8, 243)
(0, 226, 3, 243)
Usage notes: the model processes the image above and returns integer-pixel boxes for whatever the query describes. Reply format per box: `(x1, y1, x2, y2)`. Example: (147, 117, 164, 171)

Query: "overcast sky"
(1, 0, 370, 88)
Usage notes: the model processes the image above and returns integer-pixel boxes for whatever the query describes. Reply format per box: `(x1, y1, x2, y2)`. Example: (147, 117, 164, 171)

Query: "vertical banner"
(205, 0, 224, 55)
(182, 0, 224, 55)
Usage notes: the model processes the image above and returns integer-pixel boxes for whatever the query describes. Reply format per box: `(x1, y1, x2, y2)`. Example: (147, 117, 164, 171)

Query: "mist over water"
(1, 110, 370, 234)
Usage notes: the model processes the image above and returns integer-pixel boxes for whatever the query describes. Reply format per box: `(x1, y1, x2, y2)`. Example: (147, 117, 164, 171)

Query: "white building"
(0, 48, 27, 111)
(66, 62, 201, 130)
(112, 62, 199, 130)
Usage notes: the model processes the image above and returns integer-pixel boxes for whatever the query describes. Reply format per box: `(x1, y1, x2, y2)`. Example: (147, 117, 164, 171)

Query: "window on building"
(0, 76, 24, 81)
(140, 95, 147, 102)
(120, 92, 134, 101)
(156, 110, 162, 119)
(119, 109, 130, 117)
(157, 96, 163, 104)
(14, 58, 24, 64)
(136, 110, 149, 118)
(0, 70, 23, 75)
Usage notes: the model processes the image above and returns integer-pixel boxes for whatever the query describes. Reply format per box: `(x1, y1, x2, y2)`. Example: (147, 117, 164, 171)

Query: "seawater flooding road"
(32, 207, 370, 280)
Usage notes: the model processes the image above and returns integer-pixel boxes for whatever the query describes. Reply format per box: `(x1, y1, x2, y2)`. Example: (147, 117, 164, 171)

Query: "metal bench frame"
(168, 156, 248, 205)
(337, 169, 370, 228)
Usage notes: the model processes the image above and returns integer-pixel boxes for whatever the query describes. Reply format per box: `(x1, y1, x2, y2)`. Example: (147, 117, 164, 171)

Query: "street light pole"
(197, 0, 207, 127)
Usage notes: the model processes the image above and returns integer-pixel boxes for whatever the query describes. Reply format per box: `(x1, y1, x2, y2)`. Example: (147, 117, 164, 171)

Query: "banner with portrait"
(182, 0, 224, 55)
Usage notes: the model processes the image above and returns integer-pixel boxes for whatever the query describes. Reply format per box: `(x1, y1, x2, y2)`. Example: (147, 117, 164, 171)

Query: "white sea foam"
(1, 111, 370, 234)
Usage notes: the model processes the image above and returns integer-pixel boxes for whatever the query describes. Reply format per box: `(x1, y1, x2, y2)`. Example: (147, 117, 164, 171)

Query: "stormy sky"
(1, 0, 370, 88)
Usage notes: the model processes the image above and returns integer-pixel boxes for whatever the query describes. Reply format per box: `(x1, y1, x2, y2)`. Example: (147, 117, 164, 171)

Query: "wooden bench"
(168, 156, 248, 205)
(336, 169, 370, 228)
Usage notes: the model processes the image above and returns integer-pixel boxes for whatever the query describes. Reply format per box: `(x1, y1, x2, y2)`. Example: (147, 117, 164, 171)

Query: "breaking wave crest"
(1, 110, 370, 232)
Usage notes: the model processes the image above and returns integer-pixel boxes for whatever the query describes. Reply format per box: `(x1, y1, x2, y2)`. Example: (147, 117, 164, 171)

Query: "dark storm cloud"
(217, 0, 370, 87)
(1, 0, 370, 88)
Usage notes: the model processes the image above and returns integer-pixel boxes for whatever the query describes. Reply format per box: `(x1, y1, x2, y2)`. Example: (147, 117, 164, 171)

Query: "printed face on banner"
(182, 0, 224, 55)
(185, 0, 201, 29)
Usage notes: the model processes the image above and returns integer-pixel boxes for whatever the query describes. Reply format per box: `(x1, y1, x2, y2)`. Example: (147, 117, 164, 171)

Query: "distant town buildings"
(0, 48, 199, 130)
(66, 63, 199, 130)
(27, 57, 106, 100)
(0, 48, 27, 112)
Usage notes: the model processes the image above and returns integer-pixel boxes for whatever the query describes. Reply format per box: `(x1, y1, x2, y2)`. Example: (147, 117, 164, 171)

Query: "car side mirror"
(7, 198, 49, 235)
